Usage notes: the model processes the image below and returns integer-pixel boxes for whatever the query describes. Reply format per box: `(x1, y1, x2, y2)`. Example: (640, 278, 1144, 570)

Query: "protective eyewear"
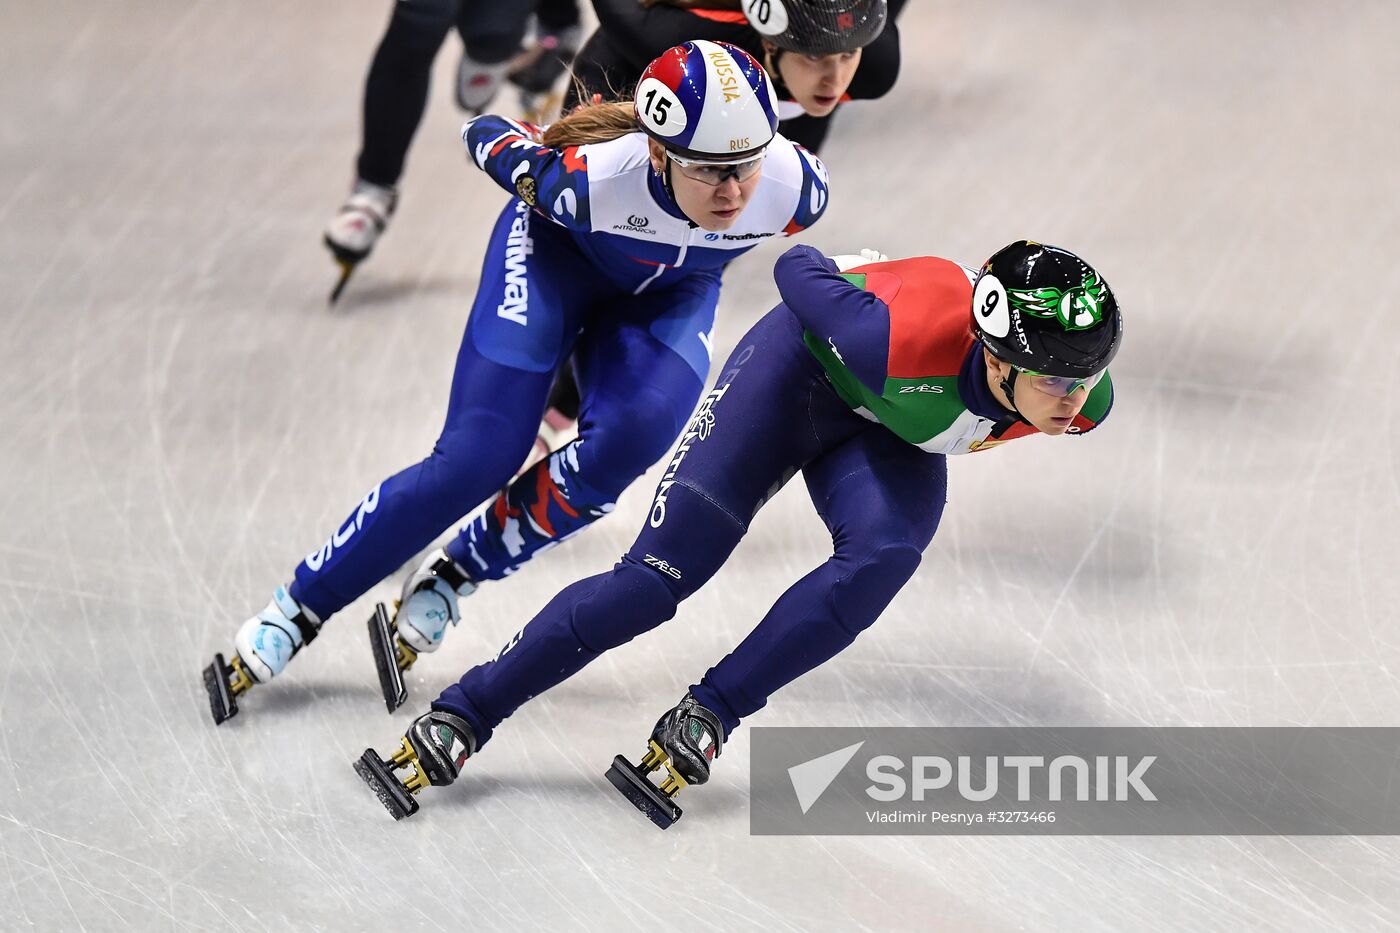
(1016, 367, 1105, 398)
(666, 150, 767, 186)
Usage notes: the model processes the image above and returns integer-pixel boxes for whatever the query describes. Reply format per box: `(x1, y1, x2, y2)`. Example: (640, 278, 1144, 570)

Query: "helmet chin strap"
(658, 156, 699, 229)
(661, 157, 675, 202)
(996, 365, 1033, 425)
(764, 47, 787, 86)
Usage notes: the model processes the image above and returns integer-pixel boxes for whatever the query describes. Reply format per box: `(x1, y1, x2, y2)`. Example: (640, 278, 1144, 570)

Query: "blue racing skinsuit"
(288, 116, 830, 622)
(433, 247, 1114, 745)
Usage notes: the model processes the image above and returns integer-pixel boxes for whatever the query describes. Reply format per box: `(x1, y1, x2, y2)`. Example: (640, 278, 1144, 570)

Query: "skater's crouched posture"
(203, 42, 831, 725)
(355, 240, 1123, 824)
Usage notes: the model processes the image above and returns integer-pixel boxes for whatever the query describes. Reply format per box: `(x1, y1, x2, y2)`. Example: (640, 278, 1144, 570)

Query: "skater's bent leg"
(289, 398, 541, 622)
(433, 482, 746, 746)
(358, 0, 459, 187)
(293, 205, 596, 618)
(447, 319, 705, 581)
(691, 433, 949, 735)
(433, 304, 849, 743)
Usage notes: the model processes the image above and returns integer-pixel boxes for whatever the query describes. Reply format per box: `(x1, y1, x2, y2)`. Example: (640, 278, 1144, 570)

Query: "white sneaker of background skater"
(324, 179, 397, 265)
(456, 55, 508, 115)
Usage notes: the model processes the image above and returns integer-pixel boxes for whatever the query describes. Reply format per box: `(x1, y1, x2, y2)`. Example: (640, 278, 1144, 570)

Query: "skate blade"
(202, 653, 238, 725)
(354, 749, 420, 821)
(606, 755, 681, 829)
(328, 261, 355, 306)
(367, 603, 408, 713)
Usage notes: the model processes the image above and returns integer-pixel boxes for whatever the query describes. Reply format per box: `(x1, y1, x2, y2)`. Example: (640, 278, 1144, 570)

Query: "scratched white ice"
(2, 0, 1399, 930)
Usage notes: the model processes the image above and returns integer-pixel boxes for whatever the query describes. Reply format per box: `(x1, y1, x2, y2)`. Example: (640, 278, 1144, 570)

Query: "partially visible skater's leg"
(446, 315, 705, 584)
(690, 429, 949, 736)
(434, 478, 746, 747)
(354, 483, 748, 820)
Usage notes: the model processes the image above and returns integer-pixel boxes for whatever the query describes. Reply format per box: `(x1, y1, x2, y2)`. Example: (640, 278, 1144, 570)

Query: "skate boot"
(509, 24, 581, 124)
(202, 586, 321, 725)
(323, 179, 398, 304)
(354, 710, 476, 820)
(366, 549, 477, 713)
(606, 694, 724, 829)
(456, 53, 509, 115)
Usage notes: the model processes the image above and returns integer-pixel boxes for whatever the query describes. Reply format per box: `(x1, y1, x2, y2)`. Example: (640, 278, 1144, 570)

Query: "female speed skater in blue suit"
(202, 41, 831, 724)
(353, 240, 1123, 825)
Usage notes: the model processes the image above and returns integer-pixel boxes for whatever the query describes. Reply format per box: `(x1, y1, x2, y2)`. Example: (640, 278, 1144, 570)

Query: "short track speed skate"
(606, 695, 724, 830)
(323, 180, 397, 304)
(202, 652, 255, 725)
(367, 600, 414, 714)
(367, 551, 476, 713)
(508, 24, 579, 125)
(355, 711, 476, 820)
(203, 587, 321, 725)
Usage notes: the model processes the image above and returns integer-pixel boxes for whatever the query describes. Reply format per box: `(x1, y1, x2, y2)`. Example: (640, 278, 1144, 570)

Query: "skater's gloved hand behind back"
(830, 248, 890, 271)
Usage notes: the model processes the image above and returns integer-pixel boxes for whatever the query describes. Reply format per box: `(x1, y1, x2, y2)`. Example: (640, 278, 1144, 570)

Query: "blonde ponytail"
(542, 101, 639, 148)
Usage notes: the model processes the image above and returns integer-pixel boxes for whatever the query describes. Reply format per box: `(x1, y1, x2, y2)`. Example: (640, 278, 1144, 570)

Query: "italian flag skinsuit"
(780, 248, 1114, 454)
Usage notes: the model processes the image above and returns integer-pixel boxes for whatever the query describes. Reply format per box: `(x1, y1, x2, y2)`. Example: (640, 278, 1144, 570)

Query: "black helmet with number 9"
(971, 241, 1123, 379)
(742, 0, 888, 55)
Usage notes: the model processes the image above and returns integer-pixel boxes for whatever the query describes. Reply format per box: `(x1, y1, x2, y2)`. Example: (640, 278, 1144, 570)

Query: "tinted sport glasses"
(1016, 368, 1106, 398)
(666, 150, 767, 186)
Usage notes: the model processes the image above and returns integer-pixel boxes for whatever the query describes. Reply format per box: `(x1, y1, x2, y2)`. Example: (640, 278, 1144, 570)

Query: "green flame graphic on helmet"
(1007, 273, 1108, 331)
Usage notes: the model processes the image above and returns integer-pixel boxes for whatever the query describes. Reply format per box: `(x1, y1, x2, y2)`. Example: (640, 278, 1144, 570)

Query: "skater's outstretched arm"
(462, 115, 593, 232)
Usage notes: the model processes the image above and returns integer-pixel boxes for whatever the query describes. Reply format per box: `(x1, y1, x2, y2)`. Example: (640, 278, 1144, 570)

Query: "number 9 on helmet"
(634, 40, 780, 160)
(971, 241, 1123, 379)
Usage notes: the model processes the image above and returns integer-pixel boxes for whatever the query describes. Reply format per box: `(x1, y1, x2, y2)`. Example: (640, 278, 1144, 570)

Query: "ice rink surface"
(3, 0, 1399, 929)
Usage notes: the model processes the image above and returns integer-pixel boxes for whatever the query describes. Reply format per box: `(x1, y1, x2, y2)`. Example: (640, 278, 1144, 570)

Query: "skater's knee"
(830, 543, 922, 637)
(569, 562, 678, 653)
(577, 387, 687, 493)
(423, 410, 535, 510)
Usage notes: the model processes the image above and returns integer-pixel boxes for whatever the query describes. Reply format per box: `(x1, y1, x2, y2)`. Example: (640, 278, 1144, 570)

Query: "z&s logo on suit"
(611, 214, 656, 235)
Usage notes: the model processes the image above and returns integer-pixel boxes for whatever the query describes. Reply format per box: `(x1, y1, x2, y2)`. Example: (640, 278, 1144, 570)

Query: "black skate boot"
(606, 694, 724, 829)
(367, 550, 477, 713)
(354, 710, 476, 820)
(508, 25, 580, 124)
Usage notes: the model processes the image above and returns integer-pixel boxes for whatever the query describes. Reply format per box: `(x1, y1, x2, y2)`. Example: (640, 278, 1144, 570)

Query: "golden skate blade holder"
(202, 652, 255, 726)
(354, 737, 427, 821)
(606, 740, 686, 829)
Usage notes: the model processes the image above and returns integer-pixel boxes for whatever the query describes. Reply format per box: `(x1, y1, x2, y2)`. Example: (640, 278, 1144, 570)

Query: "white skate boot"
(203, 586, 322, 724)
(323, 179, 398, 303)
(456, 55, 509, 115)
(367, 549, 477, 712)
